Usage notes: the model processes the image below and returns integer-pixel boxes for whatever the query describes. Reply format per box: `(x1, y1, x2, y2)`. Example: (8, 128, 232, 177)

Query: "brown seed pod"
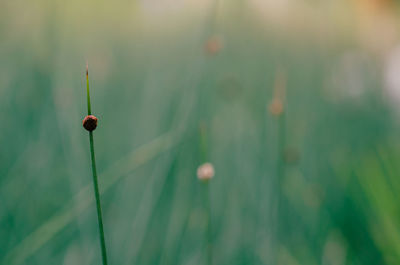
(268, 67, 286, 117)
(204, 36, 223, 55)
(83, 115, 98, 131)
(268, 98, 284, 116)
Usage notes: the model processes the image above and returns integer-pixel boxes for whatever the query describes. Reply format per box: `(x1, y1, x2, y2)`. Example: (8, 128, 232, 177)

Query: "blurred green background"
(2, 0, 400, 264)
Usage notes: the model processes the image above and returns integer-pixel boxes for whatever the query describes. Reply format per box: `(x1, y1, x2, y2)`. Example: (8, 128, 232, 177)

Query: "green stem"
(275, 111, 286, 263)
(199, 123, 208, 162)
(86, 65, 108, 265)
(86, 66, 92, 115)
(204, 182, 213, 265)
(199, 123, 213, 265)
(277, 112, 286, 194)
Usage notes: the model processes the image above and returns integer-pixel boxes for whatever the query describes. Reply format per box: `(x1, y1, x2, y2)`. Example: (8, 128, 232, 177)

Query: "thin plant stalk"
(272, 110, 286, 265)
(86, 65, 109, 265)
(277, 104, 286, 206)
(199, 123, 213, 265)
(276, 109, 286, 228)
(268, 68, 287, 264)
(204, 182, 213, 265)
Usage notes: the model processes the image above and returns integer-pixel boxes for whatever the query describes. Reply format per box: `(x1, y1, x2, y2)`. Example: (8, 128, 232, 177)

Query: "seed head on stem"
(83, 115, 98, 131)
(204, 36, 223, 55)
(197, 162, 215, 181)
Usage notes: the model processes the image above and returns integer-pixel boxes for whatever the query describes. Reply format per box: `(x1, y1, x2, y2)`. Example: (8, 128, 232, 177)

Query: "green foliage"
(0, 2, 399, 265)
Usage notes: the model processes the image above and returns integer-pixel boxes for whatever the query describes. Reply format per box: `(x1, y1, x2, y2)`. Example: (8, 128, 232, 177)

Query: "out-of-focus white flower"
(385, 45, 400, 105)
(197, 163, 215, 181)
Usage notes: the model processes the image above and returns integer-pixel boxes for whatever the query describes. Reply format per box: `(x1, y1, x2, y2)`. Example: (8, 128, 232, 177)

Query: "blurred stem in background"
(276, 105, 286, 250)
(198, 123, 214, 265)
(203, 179, 213, 265)
(269, 68, 287, 263)
(85, 64, 109, 265)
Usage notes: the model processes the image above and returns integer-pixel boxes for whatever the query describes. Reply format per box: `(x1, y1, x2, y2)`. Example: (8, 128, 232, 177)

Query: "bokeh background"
(2, 0, 400, 264)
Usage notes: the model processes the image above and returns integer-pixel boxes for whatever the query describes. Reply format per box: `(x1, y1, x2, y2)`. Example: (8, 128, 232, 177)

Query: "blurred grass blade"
(2, 130, 180, 265)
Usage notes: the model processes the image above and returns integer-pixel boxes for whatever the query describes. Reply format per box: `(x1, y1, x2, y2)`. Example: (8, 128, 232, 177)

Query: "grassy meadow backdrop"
(2, 0, 400, 264)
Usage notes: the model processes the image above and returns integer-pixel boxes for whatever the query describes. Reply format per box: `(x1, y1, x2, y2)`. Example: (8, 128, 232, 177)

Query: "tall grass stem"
(199, 124, 213, 265)
(86, 65, 109, 265)
(204, 181, 213, 265)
